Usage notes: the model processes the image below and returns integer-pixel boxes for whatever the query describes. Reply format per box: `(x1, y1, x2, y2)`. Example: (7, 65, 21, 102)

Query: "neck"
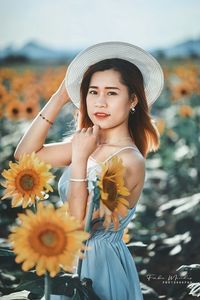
(98, 127, 134, 146)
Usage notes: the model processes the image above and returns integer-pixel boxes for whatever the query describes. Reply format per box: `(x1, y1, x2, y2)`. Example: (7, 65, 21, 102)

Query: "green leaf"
(51, 274, 73, 296)
(15, 272, 75, 298)
(0, 248, 15, 256)
(15, 272, 44, 296)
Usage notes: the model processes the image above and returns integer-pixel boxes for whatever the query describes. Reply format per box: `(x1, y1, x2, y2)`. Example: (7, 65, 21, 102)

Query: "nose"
(95, 93, 107, 107)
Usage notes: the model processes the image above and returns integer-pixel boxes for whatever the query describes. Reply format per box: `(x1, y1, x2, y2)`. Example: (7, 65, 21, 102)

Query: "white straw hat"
(65, 41, 164, 108)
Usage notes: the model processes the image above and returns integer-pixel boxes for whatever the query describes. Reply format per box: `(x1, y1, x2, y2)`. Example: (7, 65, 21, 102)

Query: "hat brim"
(65, 41, 164, 108)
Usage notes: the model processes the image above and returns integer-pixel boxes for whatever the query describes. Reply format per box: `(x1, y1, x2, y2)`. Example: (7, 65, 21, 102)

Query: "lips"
(94, 112, 110, 117)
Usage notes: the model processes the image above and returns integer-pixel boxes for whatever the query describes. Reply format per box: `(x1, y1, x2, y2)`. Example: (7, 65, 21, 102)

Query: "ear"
(130, 94, 138, 106)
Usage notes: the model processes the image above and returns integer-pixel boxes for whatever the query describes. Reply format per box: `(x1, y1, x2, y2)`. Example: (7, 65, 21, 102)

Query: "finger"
(81, 128, 87, 132)
(86, 127, 93, 134)
(92, 124, 100, 136)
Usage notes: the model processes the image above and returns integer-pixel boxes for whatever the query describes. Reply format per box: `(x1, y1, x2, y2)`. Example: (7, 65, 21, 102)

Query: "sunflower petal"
(115, 202, 128, 218)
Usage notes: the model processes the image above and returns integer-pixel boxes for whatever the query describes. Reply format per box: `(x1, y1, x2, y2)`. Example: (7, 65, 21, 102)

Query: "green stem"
(44, 272, 51, 300)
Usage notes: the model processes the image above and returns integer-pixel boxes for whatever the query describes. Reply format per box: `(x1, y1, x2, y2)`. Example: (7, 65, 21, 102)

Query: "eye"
(88, 90, 97, 95)
(108, 91, 118, 96)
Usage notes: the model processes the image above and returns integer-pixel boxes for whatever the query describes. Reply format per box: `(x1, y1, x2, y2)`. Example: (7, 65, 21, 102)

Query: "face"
(86, 69, 134, 129)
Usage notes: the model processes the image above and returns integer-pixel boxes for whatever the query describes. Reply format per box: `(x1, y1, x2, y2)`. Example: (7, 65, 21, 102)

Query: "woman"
(14, 42, 164, 300)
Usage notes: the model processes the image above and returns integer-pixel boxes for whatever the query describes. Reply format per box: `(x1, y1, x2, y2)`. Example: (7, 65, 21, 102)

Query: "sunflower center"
(40, 230, 58, 247)
(30, 223, 67, 256)
(20, 174, 34, 190)
(16, 169, 39, 193)
(181, 88, 188, 96)
(102, 179, 118, 211)
(12, 108, 19, 115)
(27, 107, 33, 113)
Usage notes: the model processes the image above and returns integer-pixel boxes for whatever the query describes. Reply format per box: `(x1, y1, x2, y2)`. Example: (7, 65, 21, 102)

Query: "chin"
(90, 115, 121, 129)
(97, 123, 118, 130)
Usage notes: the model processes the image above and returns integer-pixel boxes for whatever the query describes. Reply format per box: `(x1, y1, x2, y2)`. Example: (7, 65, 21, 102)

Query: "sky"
(0, 0, 200, 51)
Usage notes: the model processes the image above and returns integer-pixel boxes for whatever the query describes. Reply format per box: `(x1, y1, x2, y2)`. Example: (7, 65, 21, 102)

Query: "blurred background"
(0, 0, 200, 299)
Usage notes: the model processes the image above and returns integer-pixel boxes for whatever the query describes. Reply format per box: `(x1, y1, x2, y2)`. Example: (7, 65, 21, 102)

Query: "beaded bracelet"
(39, 113, 53, 125)
(70, 178, 87, 182)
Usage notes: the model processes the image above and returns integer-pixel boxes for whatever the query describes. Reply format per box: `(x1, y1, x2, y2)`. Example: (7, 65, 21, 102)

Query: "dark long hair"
(79, 58, 160, 157)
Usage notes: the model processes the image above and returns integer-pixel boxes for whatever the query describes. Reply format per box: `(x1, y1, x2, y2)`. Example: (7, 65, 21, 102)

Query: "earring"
(130, 106, 135, 114)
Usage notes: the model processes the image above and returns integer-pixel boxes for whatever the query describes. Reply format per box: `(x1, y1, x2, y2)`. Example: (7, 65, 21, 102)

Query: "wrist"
(71, 156, 88, 164)
(50, 92, 69, 107)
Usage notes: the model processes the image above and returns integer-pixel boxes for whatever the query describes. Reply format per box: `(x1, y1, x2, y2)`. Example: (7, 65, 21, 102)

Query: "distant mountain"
(0, 38, 200, 62)
(17, 41, 67, 60)
(0, 40, 80, 62)
(151, 38, 200, 58)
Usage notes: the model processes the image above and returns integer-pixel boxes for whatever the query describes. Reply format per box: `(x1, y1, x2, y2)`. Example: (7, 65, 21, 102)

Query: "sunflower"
(122, 227, 131, 244)
(171, 81, 193, 101)
(9, 202, 90, 277)
(179, 105, 193, 118)
(0, 84, 11, 104)
(5, 98, 24, 120)
(0, 67, 16, 79)
(155, 118, 166, 135)
(1, 152, 54, 208)
(23, 99, 40, 120)
(167, 129, 178, 142)
(11, 76, 27, 93)
(40, 67, 66, 100)
(97, 156, 130, 230)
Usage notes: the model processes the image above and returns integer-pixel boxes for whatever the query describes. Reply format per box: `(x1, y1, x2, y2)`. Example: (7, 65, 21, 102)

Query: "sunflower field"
(0, 57, 200, 299)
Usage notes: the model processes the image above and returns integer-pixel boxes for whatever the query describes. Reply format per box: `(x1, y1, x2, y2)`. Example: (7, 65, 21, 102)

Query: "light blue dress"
(51, 146, 144, 300)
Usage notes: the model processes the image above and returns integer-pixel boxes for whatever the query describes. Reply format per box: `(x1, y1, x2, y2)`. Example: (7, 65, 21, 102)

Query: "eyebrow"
(89, 86, 120, 90)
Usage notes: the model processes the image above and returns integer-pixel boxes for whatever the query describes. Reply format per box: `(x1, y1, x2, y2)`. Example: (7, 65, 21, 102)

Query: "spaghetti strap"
(103, 145, 140, 163)
(89, 145, 141, 165)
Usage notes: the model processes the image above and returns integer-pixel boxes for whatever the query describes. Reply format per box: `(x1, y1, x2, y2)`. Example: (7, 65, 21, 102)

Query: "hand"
(71, 125, 100, 161)
(53, 79, 69, 106)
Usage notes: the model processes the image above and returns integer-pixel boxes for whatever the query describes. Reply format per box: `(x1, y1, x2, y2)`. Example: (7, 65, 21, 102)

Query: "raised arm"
(14, 80, 71, 167)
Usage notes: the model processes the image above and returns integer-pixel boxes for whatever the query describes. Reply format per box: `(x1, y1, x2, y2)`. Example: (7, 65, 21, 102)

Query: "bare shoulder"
(118, 147, 145, 190)
(117, 147, 145, 208)
(119, 147, 145, 172)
